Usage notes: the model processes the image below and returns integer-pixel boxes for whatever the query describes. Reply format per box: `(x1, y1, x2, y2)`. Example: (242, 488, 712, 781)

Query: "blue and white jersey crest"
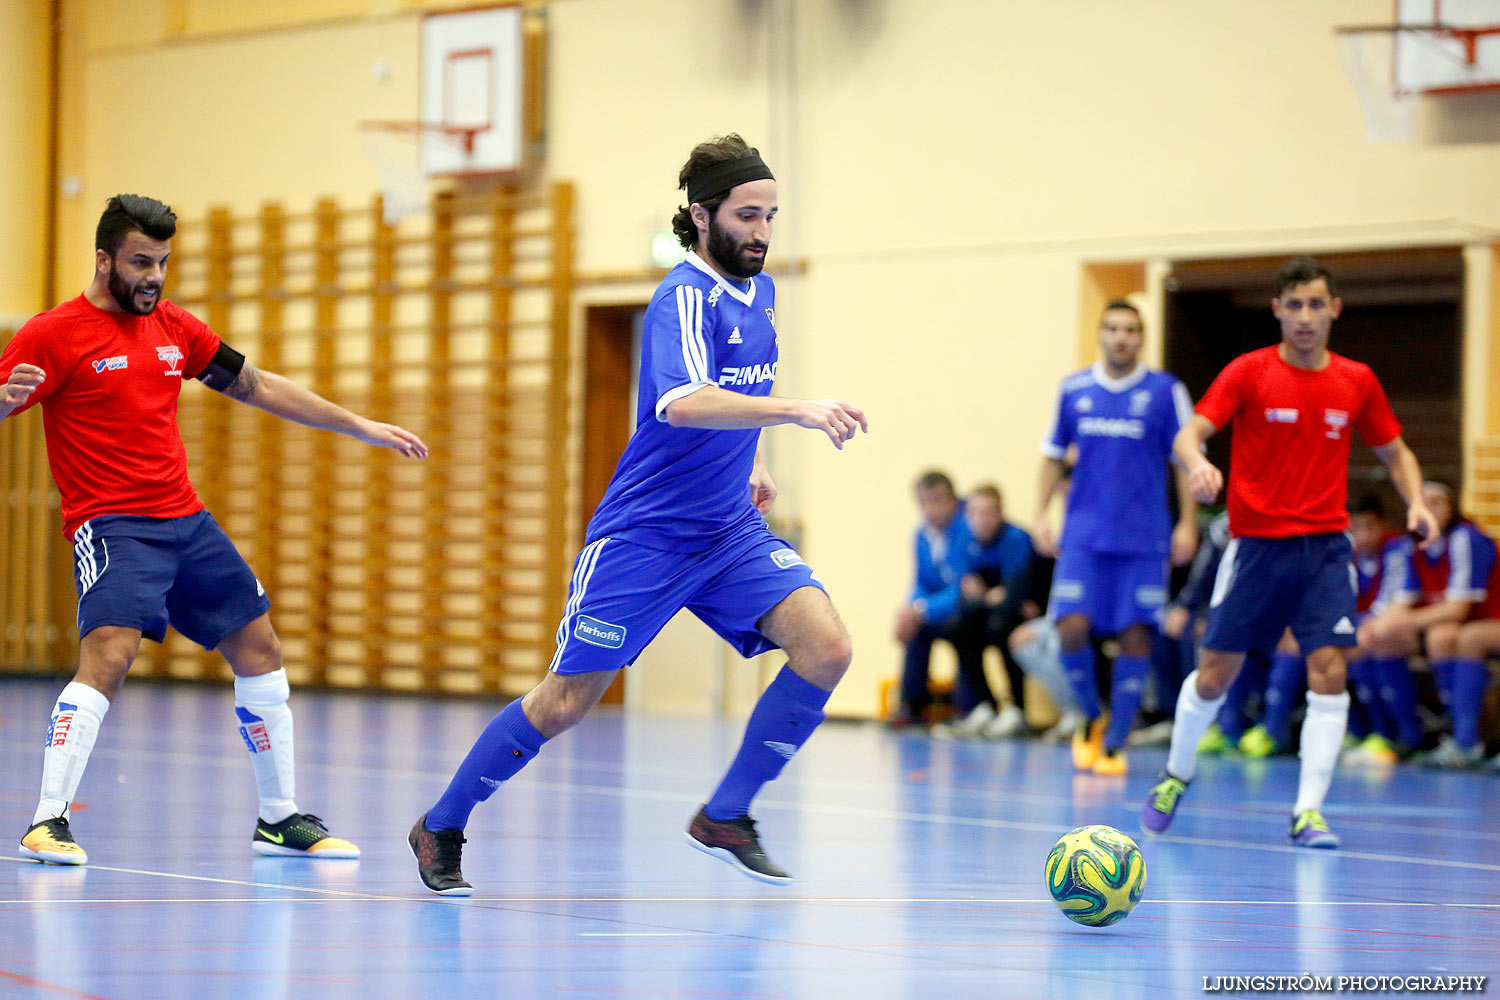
(587, 252, 779, 551)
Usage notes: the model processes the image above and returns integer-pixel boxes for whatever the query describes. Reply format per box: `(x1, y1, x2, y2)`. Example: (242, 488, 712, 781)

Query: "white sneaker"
(1042, 709, 1083, 744)
(982, 703, 1026, 739)
(935, 702, 996, 740)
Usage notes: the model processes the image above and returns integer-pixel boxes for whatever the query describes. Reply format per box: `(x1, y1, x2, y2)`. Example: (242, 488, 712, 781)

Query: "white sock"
(1293, 690, 1349, 816)
(234, 670, 298, 824)
(34, 681, 112, 825)
(1164, 670, 1226, 783)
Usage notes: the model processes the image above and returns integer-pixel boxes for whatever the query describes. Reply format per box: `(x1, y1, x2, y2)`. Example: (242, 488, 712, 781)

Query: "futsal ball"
(1044, 824, 1146, 927)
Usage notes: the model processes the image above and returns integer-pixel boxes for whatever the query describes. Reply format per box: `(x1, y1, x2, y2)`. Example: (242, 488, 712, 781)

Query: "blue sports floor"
(1, 675, 1496, 999)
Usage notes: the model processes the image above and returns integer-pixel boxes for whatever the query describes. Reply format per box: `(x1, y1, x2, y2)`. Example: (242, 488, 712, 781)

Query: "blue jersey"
(1042, 363, 1192, 556)
(587, 252, 778, 551)
(909, 511, 971, 626)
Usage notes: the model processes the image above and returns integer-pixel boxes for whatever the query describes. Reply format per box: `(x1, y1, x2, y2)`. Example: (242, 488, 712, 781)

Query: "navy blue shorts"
(549, 520, 825, 675)
(72, 511, 272, 649)
(1201, 532, 1358, 655)
(1048, 548, 1168, 636)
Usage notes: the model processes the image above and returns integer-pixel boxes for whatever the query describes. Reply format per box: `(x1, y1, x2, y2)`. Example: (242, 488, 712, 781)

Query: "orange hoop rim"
(358, 119, 490, 155)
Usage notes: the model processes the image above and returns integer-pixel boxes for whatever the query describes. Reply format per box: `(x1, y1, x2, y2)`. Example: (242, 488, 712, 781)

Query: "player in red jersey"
(2, 194, 428, 865)
(1140, 256, 1438, 849)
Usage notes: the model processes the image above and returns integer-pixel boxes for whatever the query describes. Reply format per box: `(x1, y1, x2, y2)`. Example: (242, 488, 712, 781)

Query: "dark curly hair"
(671, 134, 760, 250)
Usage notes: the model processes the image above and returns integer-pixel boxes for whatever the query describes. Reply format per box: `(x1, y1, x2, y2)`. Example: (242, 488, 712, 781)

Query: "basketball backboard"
(1394, 0, 1500, 95)
(420, 4, 525, 176)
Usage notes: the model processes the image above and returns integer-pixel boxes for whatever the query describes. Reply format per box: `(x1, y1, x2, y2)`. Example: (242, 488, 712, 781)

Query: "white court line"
(577, 932, 698, 937)
(0, 855, 397, 900)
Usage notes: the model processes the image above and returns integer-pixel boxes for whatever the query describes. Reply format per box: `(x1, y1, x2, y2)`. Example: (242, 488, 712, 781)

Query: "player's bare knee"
(797, 632, 852, 689)
(1457, 628, 1488, 660)
(1305, 650, 1347, 694)
(1118, 625, 1152, 659)
(1056, 615, 1089, 654)
(1425, 622, 1459, 660)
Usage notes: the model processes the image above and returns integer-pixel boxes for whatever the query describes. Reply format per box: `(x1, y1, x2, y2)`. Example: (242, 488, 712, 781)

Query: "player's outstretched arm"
(215, 362, 428, 458)
(0, 363, 45, 422)
(1372, 436, 1439, 547)
(664, 385, 867, 450)
(1174, 415, 1222, 504)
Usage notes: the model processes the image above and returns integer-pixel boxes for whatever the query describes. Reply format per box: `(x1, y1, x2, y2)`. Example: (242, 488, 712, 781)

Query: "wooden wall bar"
(4, 185, 577, 694)
(0, 325, 57, 669)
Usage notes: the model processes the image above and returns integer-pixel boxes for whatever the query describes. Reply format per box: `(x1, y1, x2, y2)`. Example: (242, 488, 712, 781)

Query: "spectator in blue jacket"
(936, 484, 1036, 739)
(893, 470, 969, 726)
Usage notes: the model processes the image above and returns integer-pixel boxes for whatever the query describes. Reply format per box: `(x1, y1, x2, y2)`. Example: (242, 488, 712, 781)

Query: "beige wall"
(1, 0, 51, 322)
(17, 0, 1500, 715)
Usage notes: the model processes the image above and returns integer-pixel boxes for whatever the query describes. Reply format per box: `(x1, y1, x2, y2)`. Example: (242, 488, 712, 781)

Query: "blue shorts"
(72, 511, 272, 649)
(549, 521, 825, 674)
(1202, 532, 1358, 655)
(1048, 548, 1168, 636)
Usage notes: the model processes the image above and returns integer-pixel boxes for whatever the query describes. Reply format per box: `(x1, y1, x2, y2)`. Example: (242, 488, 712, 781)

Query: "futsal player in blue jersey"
(1033, 301, 1197, 776)
(409, 134, 867, 895)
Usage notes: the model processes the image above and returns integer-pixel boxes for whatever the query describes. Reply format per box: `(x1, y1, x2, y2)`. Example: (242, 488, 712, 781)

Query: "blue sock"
(426, 700, 548, 832)
(1373, 656, 1423, 747)
(1346, 659, 1380, 740)
(1433, 658, 1456, 707)
(1103, 655, 1148, 752)
(1261, 651, 1305, 746)
(705, 666, 829, 822)
(1060, 646, 1101, 720)
(1450, 658, 1489, 749)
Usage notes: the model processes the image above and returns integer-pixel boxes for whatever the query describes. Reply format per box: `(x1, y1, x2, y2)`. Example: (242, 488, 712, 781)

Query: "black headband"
(685, 154, 774, 205)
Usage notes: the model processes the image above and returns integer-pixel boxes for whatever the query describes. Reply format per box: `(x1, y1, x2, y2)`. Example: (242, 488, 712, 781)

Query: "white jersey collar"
(686, 250, 756, 306)
(1091, 361, 1148, 393)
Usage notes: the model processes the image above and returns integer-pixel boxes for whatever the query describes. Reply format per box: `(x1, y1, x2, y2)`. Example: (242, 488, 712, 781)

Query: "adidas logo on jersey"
(727, 327, 743, 344)
(763, 741, 797, 760)
(1333, 617, 1356, 635)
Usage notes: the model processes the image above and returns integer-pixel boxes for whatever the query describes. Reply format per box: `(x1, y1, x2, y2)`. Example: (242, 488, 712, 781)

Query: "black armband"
(196, 342, 247, 391)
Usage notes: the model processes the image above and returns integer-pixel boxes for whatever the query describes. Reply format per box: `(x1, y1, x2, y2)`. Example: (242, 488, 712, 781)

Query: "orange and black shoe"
(685, 806, 792, 885)
(1071, 717, 1106, 771)
(19, 816, 87, 866)
(252, 813, 360, 858)
(1092, 747, 1128, 777)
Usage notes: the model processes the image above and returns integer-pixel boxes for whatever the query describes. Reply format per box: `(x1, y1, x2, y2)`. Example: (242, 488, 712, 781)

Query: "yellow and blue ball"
(1044, 824, 1146, 927)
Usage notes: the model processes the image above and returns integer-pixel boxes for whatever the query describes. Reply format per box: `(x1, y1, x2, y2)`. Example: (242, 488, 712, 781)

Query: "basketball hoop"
(358, 120, 489, 225)
(1336, 26, 1421, 142)
(1335, 17, 1500, 142)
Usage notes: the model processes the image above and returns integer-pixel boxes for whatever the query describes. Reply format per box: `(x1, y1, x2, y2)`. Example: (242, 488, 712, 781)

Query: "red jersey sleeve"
(1195, 353, 1249, 430)
(165, 302, 223, 380)
(0, 314, 67, 416)
(1353, 365, 1401, 448)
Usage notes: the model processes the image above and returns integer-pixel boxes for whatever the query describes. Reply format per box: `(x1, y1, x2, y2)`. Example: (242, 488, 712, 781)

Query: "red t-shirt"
(0, 295, 221, 539)
(1196, 346, 1402, 538)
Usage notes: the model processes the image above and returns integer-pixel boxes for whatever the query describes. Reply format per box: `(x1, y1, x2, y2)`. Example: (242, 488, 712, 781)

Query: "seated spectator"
(1357, 482, 1488, 760)
(892, 470, 969, 727)
(1408, 490, 1500, 769)
(934, 484, 1036, 740)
